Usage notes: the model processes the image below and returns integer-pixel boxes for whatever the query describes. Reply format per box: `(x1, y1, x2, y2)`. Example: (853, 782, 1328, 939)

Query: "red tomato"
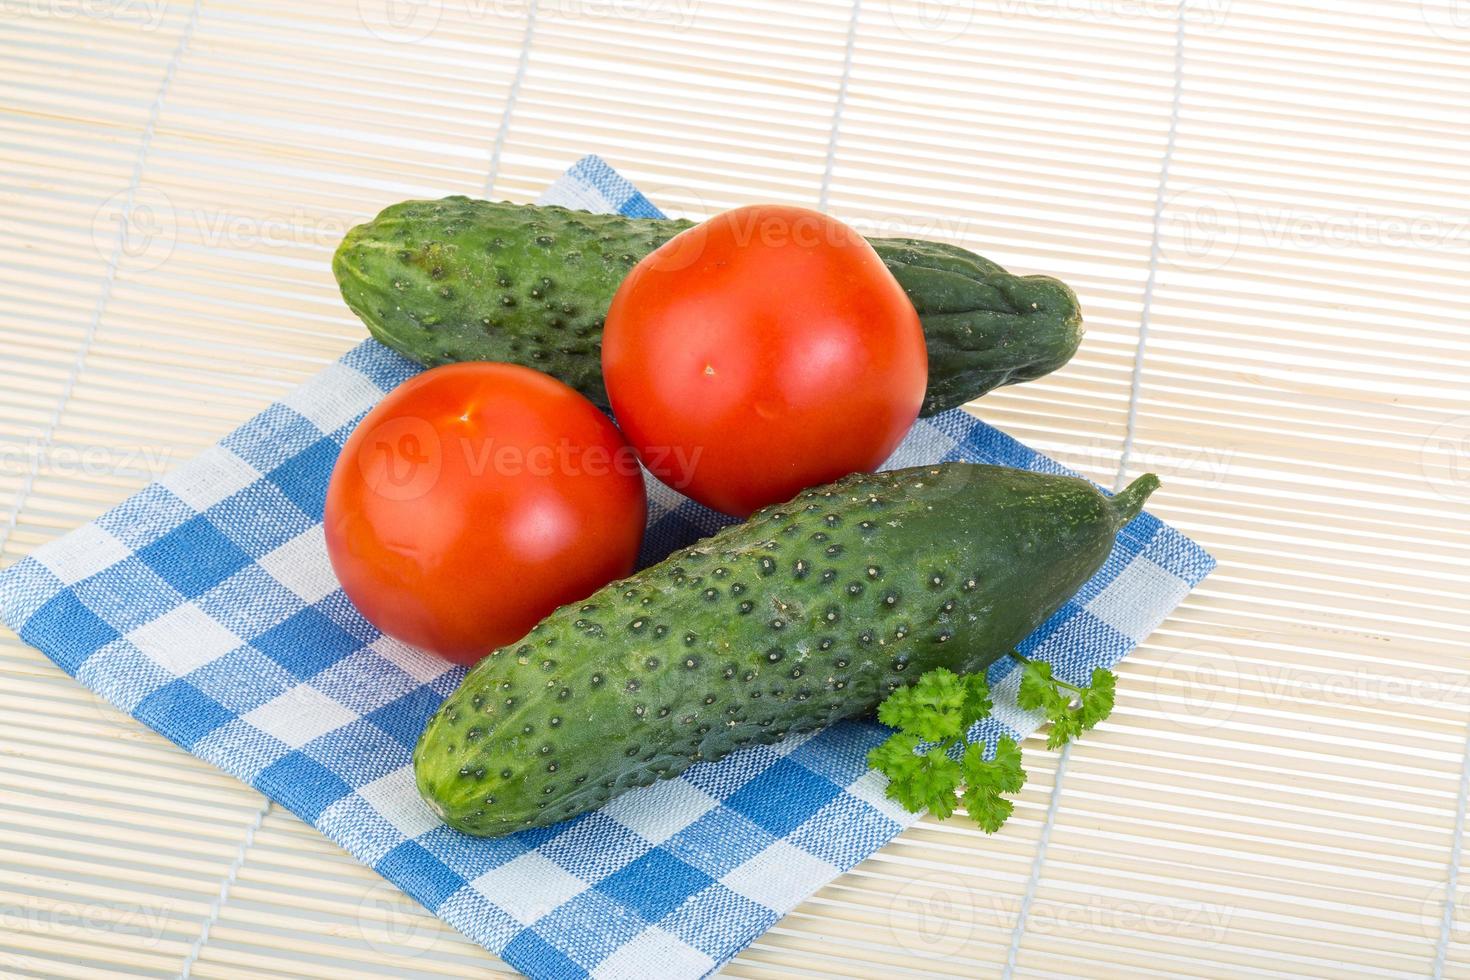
(324, 363, 646, 666)
(602, 204, 927, 517)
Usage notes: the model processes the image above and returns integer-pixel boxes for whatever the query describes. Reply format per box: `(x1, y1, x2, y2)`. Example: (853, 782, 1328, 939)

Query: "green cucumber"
(334, 199, 1084, 417)
(414, 463, 1158, 837)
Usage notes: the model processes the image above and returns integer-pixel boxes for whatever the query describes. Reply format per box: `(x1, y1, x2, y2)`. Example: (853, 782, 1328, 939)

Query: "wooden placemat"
(2, 1, 1468, 976)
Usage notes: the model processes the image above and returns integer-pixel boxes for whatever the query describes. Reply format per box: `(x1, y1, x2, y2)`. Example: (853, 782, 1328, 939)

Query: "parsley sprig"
(866, 653, 1116, 833)
(1012, 652, 1116, 750)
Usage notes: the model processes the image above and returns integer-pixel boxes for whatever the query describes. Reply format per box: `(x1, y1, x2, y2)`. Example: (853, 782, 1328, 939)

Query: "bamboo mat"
(2, 0, 1468, 976)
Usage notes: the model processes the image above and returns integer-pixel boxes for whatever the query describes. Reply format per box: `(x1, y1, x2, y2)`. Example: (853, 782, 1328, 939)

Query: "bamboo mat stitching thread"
(485, 0, 540, 197)
(179, 798, 273, 979)
(0, 0, 201, 557)
(1434, 721, 1470, 977)
(1002, 745, 1073, 980)
(817, 0, 861, 212)
(1006, 4, 1193, 970)
(1116, 0, 1190, 494)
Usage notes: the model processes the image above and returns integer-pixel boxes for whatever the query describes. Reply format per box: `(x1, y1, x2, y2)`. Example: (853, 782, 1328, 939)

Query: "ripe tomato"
(324, 363, 646, 666)
(602, 204, 927, 517)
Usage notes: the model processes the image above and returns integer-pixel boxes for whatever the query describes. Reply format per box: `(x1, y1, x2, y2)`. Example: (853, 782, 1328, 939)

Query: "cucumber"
(414, 463, 1158, 837)
(334, 199, 1084, 417)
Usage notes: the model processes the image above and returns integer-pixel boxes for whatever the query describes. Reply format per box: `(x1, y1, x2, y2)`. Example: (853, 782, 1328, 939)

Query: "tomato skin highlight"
(324, 363, 647, 666)
(602, 204, 927, 517)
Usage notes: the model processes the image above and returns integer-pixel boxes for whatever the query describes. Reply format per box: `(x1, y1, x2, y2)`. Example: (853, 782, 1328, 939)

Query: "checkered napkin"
(0, 156, 1215, 980)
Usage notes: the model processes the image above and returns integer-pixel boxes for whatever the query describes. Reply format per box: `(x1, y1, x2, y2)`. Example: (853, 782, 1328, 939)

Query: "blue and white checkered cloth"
(0, 157, 1215, 980)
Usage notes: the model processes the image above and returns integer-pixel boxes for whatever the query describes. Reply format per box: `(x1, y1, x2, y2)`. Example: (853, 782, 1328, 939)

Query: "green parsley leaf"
(964, 736, 1027, 794)
(1078, 667, 1116, 731)
(961, 784, 1013, 834)
(1044, 709, 1079, 750)
(960, 673, 994, 728)
(1015, 658, 1059, 712)
(876, 668, 968, 742)
(960, 738, 1026, 833)
(1011, 653, 1118, 749)
(868, 734, 962, 820)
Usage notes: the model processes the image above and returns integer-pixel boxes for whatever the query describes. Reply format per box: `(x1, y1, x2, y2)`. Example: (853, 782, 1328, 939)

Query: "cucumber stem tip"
(1112, 473, 1161, 523)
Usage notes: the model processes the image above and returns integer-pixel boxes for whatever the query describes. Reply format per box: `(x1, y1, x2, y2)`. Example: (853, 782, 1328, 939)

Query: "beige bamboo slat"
(2, 0, 1469, 977)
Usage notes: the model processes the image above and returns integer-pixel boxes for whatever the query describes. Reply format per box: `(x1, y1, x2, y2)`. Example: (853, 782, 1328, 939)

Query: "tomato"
(324, 363, 646, 666)
(602, 204, 927, 517)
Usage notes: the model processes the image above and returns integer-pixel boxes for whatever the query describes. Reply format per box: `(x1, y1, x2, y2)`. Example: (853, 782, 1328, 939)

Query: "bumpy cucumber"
(414, 463, 1158, 837)
(334, 198, 1084, 417)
